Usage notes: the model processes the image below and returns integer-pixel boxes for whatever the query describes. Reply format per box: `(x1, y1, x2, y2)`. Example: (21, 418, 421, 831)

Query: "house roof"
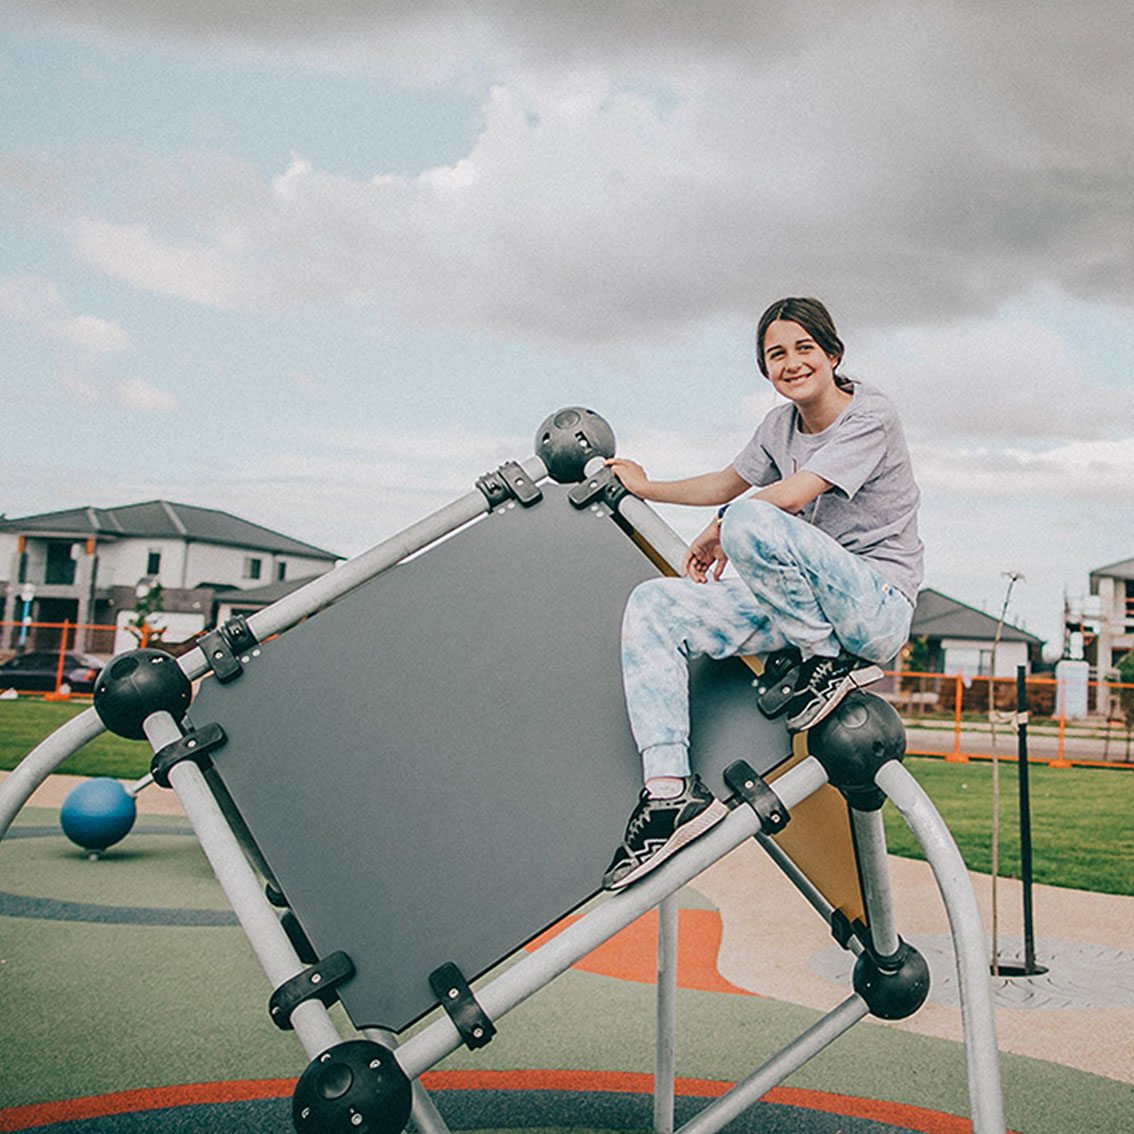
(215, 574, 325, 606)
(0, 501, 340, 561)
(1090, 557, 1134, 581)
(911, 587, 1043, 646)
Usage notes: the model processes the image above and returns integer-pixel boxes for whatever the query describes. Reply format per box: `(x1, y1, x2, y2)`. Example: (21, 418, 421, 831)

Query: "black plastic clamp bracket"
(269, 951, 355, 1030)
(429, 961, 496, 1049)
(476, 461, 543, 509)
(500, 460, 542, 506)
(150, 722, 227, 789)
(829, 910, 873, 951)
(568, 465, 629, 510)
(198, 615, 259, 684)
(476, 469, 509, 508)
(830, 908, 854, 949)
(723, 760, 790, 834)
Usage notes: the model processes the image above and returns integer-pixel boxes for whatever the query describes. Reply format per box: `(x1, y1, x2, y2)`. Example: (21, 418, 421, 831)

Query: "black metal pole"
(1016, 665, 1038, 974)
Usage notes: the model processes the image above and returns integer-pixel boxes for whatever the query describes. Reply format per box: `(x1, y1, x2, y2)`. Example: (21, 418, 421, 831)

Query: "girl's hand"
(682, 519, 728, 582)
(605, 457, 651, 498)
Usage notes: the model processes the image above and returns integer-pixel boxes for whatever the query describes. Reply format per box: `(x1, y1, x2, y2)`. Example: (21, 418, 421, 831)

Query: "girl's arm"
(750, 469, 832, 513)
(605, 459, 749, 506)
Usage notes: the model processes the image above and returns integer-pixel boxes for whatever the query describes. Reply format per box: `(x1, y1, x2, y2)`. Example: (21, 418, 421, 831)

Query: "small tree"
(1117, 651, 1134, 729)
(906, 635, 931, 673)
(127, 582, 166, 647)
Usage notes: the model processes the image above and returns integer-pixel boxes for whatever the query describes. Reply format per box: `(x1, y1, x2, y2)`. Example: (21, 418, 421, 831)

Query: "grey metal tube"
(676, 995, 870, 1134)
(849, 807, 900, 957)
(405, 1077, 451, 1134)
(365, 1028, 451, 1134)
(655, 892, 679, 1134)
(143, 710, 343, 1060)
(178, 455, 549, 681)
(395, 757, 830, 1079)
(578, 456, 688, 574)
(614, 501, 689, 575)
(752, 831, 863, 956)
(0, 705, 105, 841)
(875, 761, 1006, 1134)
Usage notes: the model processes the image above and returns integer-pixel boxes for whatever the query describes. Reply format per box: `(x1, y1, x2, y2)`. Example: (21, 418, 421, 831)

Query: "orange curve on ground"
(524, 907, 755, 997)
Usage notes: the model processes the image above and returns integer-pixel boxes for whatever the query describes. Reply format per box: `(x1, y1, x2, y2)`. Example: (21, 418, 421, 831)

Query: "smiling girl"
(602, 296, 923, 890)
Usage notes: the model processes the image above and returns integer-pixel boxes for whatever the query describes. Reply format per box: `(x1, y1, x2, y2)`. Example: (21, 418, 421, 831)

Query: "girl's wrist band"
(717, 504, 730, 520)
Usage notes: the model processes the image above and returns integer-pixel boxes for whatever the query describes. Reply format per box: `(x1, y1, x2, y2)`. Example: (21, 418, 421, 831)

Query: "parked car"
(0, 651, 104, 693)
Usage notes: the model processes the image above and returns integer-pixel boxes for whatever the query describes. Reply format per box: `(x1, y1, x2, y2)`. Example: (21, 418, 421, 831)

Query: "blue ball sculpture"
(60, 778, 137, 854)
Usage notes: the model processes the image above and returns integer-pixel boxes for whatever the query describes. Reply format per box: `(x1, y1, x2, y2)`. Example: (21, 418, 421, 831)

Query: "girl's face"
(761, 319, 841, 401)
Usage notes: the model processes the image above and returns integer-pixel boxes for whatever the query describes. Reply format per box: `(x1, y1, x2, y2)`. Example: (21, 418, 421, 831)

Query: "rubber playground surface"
(2, 774, 1133, 1134)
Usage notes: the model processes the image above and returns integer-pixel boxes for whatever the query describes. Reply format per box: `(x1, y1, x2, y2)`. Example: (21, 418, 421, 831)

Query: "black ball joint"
(293, 1040, 412, 1134)
(534, 407, 617, 484)
(853, 938, 931, 1020)
(805, 691, 907, 810)
(92, 649, 192, 740)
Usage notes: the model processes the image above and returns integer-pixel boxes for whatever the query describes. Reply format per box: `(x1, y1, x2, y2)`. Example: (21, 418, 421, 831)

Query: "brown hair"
(755, 297, 850, 389)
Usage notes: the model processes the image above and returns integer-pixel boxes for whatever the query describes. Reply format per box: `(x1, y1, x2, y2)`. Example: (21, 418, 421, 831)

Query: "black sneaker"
(783, 650, 883, 733)
(602, 776, 729, 891)
(754, 646, 803, 717)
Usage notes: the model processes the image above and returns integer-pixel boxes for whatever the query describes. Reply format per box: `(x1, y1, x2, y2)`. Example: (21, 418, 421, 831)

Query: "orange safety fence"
(4, 627, 1133, 769)
(0, 619, 162, 699)
(889, 668, 1134, 769)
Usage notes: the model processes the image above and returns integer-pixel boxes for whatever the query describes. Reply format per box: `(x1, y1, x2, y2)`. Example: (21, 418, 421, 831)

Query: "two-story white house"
(0, 501, 340, 654)
(1079, 558, 1134, 717)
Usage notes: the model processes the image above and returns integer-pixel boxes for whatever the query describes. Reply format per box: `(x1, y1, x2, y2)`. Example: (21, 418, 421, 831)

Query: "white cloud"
(19, 2, 1126, 354)
(856, 315, 1134, 443)
(915, 436, 1134, 501)
(64, 216, 270, 310)
(113, 377, 179, 412)
(0, 275, 129, 352)
(57, 368, 102, 404)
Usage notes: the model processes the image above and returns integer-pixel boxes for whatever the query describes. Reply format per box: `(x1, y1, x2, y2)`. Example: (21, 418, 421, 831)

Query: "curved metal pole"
(0, 705, 104, 841)
(875, 761, 1006, 1134)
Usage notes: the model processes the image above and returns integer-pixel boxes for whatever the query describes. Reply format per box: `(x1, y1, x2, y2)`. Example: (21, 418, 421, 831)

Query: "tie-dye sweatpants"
(622, 497, 914, 781)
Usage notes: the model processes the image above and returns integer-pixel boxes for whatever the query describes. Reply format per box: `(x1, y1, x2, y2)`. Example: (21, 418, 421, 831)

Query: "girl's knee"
(622, 576, 705, 648)
(719, 497, 786, 560)
(623, 577, 678, 632)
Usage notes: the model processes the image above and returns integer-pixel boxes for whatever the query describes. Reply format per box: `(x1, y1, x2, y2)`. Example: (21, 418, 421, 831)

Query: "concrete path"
(694, 836, 1134, 1085)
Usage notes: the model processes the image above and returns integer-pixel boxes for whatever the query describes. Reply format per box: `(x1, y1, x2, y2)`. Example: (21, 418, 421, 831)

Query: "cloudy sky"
(3, 1, 1133, 656)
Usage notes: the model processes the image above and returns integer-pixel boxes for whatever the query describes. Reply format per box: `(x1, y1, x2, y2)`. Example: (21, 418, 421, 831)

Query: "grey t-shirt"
(731, 380, 924, 602)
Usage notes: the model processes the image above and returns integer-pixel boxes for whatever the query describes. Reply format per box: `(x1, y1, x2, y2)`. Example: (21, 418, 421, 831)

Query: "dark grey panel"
(188, 486, 790, 1032)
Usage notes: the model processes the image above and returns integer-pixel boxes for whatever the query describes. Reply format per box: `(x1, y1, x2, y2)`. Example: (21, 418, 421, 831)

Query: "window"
(243, 557, 262, 580)
(276, 561, 287, 581)
(45, 541, 76, 586)
(146, 550, 162, 576)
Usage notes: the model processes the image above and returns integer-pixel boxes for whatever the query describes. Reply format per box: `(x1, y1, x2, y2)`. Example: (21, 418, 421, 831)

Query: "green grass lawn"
(4, 699, 1133, 896)
(0, 698, 150, 780)
(882, 756, 1134, 897)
